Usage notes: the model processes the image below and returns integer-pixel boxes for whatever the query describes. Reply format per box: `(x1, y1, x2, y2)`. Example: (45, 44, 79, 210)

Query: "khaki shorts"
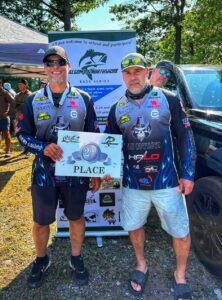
(121, 187, 189, 238)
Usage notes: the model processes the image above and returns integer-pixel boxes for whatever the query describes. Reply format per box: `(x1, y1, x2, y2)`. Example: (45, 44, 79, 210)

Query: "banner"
(48, 30, 136, 238)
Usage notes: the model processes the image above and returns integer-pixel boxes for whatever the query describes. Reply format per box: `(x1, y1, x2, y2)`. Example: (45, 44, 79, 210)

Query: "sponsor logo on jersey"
(150, 91, 158, 97)
(182, 117, 190, 128)
(37, 112, 51, 121)
(147, 99, 160, 109)
(128, 152, 160, 163)
(18, 113, 24, 120)
(70, 110, 78, 118)
(138, 175, 152, 186)
(151, 109, 159, 118)
(119, 114, 130, 124)
(144, 165, 158, 173)
(118, 99, 129, 107)
(35, 96, 48, 101)
(127, 142, 161, 151)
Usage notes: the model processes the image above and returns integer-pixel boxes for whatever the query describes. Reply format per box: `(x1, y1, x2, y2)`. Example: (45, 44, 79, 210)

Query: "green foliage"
(110, 0, 221, 65)
(0, 0, 108, 33)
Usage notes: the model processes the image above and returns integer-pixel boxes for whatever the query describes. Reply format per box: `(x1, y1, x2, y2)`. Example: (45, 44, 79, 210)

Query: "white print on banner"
(84, 211, 99, 223)
(102, 209, 116, 225)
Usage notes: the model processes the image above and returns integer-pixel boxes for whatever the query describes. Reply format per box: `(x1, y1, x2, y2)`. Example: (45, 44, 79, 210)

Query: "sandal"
(173, 277, 192, 300)
(69, 256, 89, 286)
(128, 269, 149, 296)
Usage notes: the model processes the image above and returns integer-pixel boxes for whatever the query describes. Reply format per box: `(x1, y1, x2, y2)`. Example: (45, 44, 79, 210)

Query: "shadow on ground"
(0, 215, 221, 300)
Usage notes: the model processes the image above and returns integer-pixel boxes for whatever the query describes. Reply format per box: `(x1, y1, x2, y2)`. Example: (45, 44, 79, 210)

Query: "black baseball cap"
(43, 46, 69, 63)
(121, 53, 147, 71)
(155, 60, 174, 72)
(19, 79, 28, 86)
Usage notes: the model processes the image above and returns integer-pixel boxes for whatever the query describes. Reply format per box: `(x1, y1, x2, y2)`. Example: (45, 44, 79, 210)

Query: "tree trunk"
(175, 24, 182, 64)
(64, 0, 71, 31)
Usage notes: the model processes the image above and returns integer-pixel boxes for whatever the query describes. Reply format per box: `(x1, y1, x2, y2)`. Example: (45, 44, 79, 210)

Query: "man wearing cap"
(14, 79, 32, 113)
(15, 45, 100, 288)
(105, 53, 195, 298)
(150, 60, 174, 88)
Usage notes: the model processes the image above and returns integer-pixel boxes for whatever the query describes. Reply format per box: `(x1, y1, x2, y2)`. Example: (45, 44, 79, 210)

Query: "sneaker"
(5, 152, 11, 158)
(27, 255, 51, 289)
(69, 255, 89, 286)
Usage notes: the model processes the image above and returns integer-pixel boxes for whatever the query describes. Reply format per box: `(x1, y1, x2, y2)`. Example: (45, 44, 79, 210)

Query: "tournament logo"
(79, 49, 107, 80)
(102, 136, 118, 147)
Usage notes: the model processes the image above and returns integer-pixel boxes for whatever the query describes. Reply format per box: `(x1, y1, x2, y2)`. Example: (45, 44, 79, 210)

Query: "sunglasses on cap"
(159, 68, 172, 78)
(44, 58, 67, 67)
(122, 57, 146, 69)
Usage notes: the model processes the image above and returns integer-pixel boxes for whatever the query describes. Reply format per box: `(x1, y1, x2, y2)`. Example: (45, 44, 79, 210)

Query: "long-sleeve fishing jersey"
(105, 86, 196, 190)
(16, 84, 98, 187)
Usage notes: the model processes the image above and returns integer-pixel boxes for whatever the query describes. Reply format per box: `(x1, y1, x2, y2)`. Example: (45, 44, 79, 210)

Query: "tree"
(110, 0, 192, 64)
(0, 0, 108, 33)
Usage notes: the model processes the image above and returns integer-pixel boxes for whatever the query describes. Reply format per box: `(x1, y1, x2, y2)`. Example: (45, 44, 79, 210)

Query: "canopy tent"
(0, 16, 48, 78)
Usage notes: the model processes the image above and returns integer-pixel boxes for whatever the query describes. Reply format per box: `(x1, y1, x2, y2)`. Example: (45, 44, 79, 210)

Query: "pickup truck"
(169, 65, 222, 277)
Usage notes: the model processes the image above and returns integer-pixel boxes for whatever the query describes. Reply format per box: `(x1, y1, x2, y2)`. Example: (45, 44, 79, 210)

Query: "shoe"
(5, 152, 11, 158)
(27, 255, 51, 289)
(69, 255, 89, 286)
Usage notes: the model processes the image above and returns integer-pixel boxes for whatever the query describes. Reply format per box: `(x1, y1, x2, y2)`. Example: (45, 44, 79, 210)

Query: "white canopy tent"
(0, 15, 48, 78)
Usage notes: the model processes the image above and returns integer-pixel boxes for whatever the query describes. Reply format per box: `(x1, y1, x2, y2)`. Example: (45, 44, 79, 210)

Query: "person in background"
(14, 79, 32, 114)
(0, 80, 15, 157)
(39, 79, 47, 89)
(150, 60, 174, 88)
(105, 53, 195, 299)
(3, 82, 16, 135)
(15, 45, 101, 289)
(3, 82, 16, 97)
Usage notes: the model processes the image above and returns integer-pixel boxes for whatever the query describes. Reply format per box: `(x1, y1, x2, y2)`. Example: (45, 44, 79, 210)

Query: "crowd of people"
(3, 46, 194, 300)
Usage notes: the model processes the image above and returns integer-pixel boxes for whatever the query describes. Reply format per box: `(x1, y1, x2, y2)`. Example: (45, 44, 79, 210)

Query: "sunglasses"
(159, 68, 172, 78)
(122, 57, 146, 69)
(44, 58, 67, 67)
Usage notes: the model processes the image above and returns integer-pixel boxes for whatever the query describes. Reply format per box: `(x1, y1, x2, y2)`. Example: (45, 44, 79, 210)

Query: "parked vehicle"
(169, 65, 222, 277)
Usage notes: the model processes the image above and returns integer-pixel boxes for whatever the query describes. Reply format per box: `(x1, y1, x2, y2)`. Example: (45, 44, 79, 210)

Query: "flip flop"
(173, 277, 192, 300)
(128, 269, 149, 296)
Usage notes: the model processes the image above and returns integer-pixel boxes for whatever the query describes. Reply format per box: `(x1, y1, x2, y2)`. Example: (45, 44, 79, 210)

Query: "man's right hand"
(44, 143, 63, 162)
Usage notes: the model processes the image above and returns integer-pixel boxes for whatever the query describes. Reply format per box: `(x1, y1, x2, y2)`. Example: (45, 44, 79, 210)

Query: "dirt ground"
(1, 144, 222, 299)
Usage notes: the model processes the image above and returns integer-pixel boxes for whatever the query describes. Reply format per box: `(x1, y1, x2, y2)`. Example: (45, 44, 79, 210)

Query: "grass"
(0, 139, 222, 299)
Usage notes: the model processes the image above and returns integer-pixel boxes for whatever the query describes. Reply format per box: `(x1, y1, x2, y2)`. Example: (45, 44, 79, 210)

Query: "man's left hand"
(91, 177, 101, 193)
(178, 178, 194, 195)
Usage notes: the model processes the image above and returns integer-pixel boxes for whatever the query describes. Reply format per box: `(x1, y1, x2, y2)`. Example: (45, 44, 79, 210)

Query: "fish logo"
(79, 49, 107, 80)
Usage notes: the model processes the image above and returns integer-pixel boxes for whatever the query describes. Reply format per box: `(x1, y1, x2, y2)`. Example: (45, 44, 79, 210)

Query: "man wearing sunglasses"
(15, 46, 100, 289)
(105, 53, 195, 299)
(150, 60, 174, 88)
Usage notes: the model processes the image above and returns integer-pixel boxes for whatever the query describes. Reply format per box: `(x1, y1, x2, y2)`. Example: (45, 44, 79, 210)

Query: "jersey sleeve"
(15, 94, 48, 155)
(104, 103, 122, 134)
(163, 90, 196, 181)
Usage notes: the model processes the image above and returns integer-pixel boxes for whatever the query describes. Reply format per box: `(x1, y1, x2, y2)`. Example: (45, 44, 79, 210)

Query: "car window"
(183, 70, 222, 110)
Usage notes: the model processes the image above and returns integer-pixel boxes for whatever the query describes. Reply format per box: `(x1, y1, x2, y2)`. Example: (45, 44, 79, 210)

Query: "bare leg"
(173, 233, 191, 283)
(4, 130, 11, 153)
(69, 216, 85, 256)
(32, 222, 50, 257)
(129, 227, 148, 292)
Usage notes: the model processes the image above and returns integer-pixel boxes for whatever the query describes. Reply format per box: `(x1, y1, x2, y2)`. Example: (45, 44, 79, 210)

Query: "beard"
(50, 77, 65, 84)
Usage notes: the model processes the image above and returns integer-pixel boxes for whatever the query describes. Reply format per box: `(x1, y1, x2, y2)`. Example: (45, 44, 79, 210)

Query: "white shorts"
(121, 187, 189, 238)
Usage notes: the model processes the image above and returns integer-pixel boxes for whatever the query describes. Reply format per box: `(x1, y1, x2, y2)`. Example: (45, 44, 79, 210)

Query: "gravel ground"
(1, 212, 222, 300)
